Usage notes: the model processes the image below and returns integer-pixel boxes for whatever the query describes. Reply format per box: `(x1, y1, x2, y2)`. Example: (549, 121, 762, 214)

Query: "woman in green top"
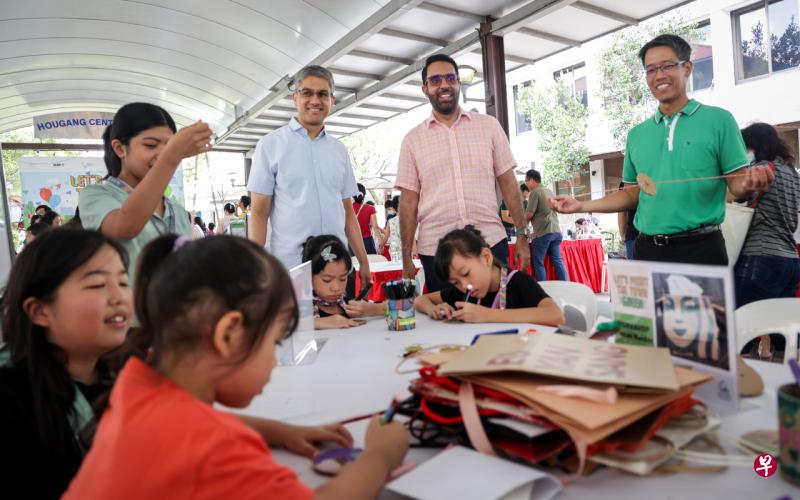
(79, 102, 212, 285)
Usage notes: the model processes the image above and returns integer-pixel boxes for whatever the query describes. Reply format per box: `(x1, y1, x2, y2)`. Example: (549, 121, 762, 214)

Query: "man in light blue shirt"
(247, 65, 371, 284)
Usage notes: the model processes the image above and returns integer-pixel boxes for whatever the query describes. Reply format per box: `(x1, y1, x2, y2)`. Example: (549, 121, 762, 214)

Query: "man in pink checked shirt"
(395, 54, 530, 292)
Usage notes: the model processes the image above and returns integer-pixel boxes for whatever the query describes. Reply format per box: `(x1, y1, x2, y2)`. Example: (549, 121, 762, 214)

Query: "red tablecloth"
(509, 238, 607, 293)
(354, 262, 422, 302)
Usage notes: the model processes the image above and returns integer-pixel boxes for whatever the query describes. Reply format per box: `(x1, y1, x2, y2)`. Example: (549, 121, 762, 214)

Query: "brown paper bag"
(439, 334, 679, 391)
(463, 367, 711, 444)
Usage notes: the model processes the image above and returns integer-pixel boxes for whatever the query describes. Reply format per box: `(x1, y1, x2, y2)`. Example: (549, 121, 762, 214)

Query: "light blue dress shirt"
(247, 117, 359, 268)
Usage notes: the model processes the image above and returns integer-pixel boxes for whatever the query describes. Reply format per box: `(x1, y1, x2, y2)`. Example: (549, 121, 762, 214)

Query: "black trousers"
(633, 229, 728, 266)
(420, 238, 510, 293)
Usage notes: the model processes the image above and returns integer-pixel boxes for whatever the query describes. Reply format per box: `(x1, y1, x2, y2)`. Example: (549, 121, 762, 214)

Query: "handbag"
(720, 203, 753, 265)
(720, 162, 773, 265)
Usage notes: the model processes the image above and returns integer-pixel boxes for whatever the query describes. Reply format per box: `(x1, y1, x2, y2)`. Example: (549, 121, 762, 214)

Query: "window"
(734, 0, 800, 81)
(513, 80, 533, 135)
(554, 63, 588, 106)
(690, 21, 714, 91)
(555, 164, 591, 198)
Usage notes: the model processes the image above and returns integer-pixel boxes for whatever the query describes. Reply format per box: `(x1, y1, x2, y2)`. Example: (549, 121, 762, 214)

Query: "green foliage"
(341, 120, 400, 178)
(596, 15, 700, 149)
(771, 16, 800, 70)
(516, 78, 589, 186)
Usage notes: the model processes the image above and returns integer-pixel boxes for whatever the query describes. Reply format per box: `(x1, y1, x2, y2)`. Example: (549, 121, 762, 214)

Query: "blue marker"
(380, 399, 398, 424)
(470, 328, 520, 345)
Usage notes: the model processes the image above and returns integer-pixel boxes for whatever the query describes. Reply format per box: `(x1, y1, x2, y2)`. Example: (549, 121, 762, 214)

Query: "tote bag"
(720, 202, 754, 265)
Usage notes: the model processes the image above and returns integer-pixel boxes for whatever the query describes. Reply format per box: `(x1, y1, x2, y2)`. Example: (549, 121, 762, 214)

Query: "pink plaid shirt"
(395, 110, 516, 256)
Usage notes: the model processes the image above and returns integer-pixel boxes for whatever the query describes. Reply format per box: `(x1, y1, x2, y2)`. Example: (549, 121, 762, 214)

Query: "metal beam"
(490, 0, 579, 36)
(215, 0, 424, 144)
(332, 30, 480, 118)
(382, 92, 429, 103)
(379, 28, 449, 47)
(358, 103, 411, 113)
(418, 2, 484, 23)
(349, 49, 415, 66)
(329, 68, 385, 81)
(571, 1, 638, 26)
(518, 27, 580, 47)
(324, 120, 362, 129)
(471, 49, 536, 67)
(0, 142, 102, 151)
(339, 112, 383, 121)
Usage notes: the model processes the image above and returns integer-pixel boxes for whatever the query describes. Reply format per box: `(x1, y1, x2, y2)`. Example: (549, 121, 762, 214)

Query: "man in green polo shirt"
(549, 34, 774, 265)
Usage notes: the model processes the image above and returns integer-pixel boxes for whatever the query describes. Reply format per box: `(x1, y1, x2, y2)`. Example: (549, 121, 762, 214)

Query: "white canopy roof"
(0, 0, 693, 149)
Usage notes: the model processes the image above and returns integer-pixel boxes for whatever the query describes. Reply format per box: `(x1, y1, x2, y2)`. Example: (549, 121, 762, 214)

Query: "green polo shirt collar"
(653, 99, 702, 124)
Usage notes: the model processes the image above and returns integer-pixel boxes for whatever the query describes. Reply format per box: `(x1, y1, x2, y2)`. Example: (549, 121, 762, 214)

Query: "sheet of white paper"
(386, 446, 562, 500)
(490, 418, 553, 439)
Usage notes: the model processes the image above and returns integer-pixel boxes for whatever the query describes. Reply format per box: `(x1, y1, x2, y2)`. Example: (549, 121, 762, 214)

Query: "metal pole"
(480, 18, 510, 137)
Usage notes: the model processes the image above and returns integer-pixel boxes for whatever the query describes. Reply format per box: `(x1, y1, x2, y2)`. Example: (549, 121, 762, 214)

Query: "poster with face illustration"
(610, 260, 739, 415)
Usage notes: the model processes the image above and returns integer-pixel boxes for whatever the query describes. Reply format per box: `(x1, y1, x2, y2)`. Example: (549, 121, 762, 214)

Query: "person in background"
(220, 202, 237, 235)
(414, 226, 564, 325)
(194, 216, 208, 236)
(396, 54, 530, 291)
(500, 183, 529, 240)
(79, 102, 211, 289)
(353, 183, 379, 254)
(188, 213, 203, 240)
(246, 65, 371, 287)
(35, 204, 52, 216)
(238, 195, 251, 217)
(40, 210, 62, 227)
(207, 222, 216, 235)
(384, 196, 403, 260)
(25, 222, 50, 244)
(617, 181, 639, 258)
(302, 235, 386, 329)
(29, 214, 43, 225)
(525, 169, 568, 281)
(548, 34, 773, 265)
(0, 229, 133, 499)
(734, 122, 800, 306)
(64, 234, 408, 499)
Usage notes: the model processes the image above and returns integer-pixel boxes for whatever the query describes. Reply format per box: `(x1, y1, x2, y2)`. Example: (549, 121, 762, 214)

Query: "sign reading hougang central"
(33, 112, 114, 140)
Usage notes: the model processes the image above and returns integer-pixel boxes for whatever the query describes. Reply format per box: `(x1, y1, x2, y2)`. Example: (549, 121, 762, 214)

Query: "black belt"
(638, 225, 720, 247)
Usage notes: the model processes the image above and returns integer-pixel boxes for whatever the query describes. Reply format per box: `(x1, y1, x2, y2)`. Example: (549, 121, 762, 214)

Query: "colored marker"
(470, 328, 520, 345)
(381, 399, 398, 424)
(464, 283, 473, 303)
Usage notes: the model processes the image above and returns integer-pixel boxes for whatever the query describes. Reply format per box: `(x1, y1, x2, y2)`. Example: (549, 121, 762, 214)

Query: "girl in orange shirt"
(65, 235, 408, 499)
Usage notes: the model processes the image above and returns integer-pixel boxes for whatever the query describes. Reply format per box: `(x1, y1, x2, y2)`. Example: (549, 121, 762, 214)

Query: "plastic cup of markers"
(386, 298, 415, 331)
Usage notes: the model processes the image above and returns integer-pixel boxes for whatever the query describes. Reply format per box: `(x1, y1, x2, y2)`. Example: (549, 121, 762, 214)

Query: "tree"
(341, 119, 400, 178)
(516, 78, 589, 187)
(771, 16, 800, 71)
(596, 15, 700, 149)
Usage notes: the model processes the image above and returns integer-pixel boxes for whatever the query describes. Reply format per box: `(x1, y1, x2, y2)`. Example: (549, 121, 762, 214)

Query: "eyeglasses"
(644, 60, 687, 77)
(296, 88, 332, 99)
(425, 73, 459, 86)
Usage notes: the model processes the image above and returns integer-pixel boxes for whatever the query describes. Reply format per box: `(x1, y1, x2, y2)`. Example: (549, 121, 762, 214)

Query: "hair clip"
(173, 236, 191, 252)
(320, 245, 337, 262)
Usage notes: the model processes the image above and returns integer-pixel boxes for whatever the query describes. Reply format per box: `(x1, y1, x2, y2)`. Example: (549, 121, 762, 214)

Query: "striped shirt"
(395, 110, 516, 256)
(741, 162, 800, 259)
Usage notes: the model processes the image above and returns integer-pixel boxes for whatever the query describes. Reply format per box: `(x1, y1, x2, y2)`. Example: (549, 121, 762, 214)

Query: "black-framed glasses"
(426, 73, 459, 86)
(644, 60, 687, 77)
(296, 88, 332, 99)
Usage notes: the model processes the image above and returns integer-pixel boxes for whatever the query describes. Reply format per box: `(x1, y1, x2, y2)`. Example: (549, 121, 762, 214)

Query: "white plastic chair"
(735, 298, 800, 364)
(538, 280, 597, 336)
(366, 254, 388, 263)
